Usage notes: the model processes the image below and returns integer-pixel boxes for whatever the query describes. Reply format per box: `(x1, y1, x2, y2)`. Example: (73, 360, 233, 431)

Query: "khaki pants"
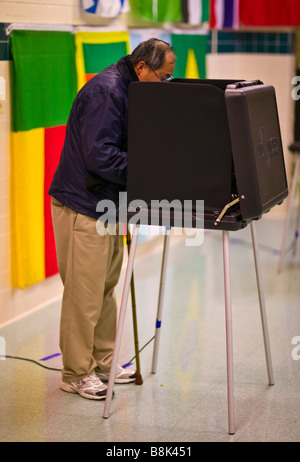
(51, 198, 124, 382)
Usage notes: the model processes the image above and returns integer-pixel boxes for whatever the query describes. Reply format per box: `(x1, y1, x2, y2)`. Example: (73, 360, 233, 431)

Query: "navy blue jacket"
(49, 56, 138, 219)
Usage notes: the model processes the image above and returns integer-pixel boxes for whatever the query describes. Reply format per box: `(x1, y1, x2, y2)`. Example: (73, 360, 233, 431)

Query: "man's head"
(130, 38, 176, 83)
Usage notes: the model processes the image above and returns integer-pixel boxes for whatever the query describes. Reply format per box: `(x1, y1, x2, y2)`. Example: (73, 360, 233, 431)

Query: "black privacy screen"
(126, 79, 288, 230)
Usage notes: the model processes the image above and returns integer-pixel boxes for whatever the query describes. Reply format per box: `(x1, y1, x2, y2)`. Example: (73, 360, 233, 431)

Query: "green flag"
(75, 31, 130, 90)
(9, 30, 77, 131)
(83, 41, 128, 74)
(130, 0, 182, 22)
(171, 33, 208, 79)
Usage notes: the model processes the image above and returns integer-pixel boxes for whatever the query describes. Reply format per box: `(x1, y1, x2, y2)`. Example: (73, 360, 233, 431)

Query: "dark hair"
(129, 38, 176, 70)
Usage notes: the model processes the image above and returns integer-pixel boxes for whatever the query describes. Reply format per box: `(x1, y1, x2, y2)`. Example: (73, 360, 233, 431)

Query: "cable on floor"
(0, 335, 155, 372)
(1, 236, 294, 372)
(0, 354, 62, 371)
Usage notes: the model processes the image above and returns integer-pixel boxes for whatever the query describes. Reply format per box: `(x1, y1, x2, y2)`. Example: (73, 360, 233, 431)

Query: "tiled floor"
(0, 214, 299, 442)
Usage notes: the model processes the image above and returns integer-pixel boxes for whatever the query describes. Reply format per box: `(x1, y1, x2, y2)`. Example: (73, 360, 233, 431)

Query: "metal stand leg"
(103, 223, 140, 419)
(278, 154, 300, 272)
(151, 228, 171, 374)
(222, 231, 235, 435)
(250, 222, 275, 386)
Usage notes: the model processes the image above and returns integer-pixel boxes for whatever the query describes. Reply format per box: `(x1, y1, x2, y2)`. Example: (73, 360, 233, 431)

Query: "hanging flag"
(10, 128, 45, 288)
(210, 0, 239, 29)
(288, 0, 300, 26)
(44, 125, 67, 279)
(82, 0, 130, 17)
(181, 0, 210, 26)
(9, 30, 77, 289)
(10, 30, 77, 131)
(129, 0, 183, 23)
(239, 0, 300, 26)
(75, 31, 130, 90)
(171, 32, 208, 79)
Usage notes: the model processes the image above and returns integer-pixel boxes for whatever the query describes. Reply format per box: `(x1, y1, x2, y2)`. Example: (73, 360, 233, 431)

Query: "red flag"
(240, 0, 294, 26)
(44, 125, 66, 277)
(288, 0, 300, 25)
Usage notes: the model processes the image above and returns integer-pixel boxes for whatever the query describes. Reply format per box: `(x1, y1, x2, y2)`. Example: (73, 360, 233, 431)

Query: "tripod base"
(103, 222, 274, 435)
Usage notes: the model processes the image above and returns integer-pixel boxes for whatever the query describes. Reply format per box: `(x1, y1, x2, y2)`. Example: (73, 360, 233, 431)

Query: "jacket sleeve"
(79, 89, 127, 186)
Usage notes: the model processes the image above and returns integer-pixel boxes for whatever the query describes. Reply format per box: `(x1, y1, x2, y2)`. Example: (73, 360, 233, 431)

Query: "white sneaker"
(96, 364, 136, 384)
(61, 374, 107, 400)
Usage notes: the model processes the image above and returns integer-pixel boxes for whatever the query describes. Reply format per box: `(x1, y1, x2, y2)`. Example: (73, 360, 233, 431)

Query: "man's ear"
(136, 60, 146, 76)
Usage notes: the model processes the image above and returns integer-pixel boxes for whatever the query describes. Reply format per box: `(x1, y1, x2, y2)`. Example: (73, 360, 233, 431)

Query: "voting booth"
(126, 78, 287, 228)
(103, 79, 288, 434)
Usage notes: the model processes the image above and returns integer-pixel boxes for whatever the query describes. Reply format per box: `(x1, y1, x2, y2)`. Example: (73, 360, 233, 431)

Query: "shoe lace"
(82, 375, 101, 388)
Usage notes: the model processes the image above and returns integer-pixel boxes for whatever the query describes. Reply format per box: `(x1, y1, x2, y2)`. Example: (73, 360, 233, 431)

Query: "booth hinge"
(214, 198, 240, 226)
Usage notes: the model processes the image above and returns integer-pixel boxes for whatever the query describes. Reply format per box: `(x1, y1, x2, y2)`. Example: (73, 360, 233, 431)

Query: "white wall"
(0, 60, 12, 324)
(0, 0, 91, 26)
(0, 0, 133, 26)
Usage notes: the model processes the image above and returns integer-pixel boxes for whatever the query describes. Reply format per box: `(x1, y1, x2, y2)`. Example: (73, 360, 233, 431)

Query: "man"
(49, 38, 176, 400)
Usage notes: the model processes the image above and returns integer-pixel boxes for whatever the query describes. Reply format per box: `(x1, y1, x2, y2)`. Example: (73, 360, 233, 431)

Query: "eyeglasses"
(148, 66, 173, 82)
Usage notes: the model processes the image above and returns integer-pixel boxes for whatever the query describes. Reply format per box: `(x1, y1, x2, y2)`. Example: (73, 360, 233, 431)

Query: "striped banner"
(210, 0, 239, 29)
(181, 0, 210, 26)
(9, 30, 77, 289)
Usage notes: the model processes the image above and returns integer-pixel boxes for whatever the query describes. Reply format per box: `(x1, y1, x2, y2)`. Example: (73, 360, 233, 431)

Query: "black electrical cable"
(0, 354, 62, 371)
(0, 240, 290, 371)
(0, 335, 155, 372)
(122, 335, 155, 367)
(1, 231, 288, 373)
